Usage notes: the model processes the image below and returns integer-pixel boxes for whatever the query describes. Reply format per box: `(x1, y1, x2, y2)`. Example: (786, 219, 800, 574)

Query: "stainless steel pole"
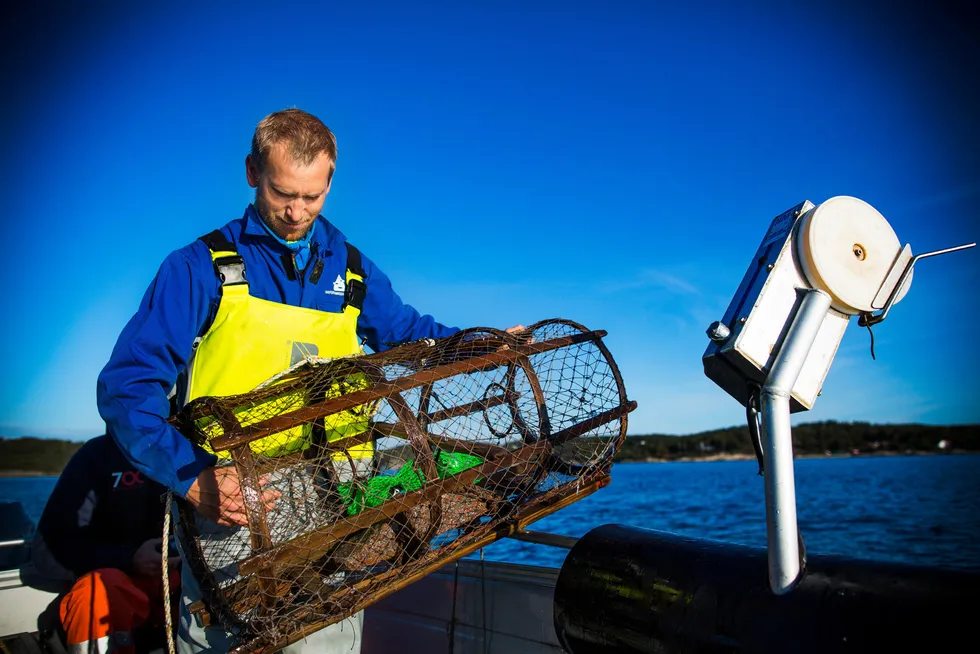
(761, 288, 832, 594)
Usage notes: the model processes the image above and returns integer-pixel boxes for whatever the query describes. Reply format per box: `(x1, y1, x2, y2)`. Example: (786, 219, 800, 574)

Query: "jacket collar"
(243, 205, 319, 245)
(241, 205, 347, 256)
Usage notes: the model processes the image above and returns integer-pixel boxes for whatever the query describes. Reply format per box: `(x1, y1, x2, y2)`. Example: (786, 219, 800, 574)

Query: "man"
(32, 435, 180, 654)
(97, 109, 464, 652)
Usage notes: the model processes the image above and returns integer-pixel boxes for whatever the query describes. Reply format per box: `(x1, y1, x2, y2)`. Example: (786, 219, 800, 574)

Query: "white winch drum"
(796, 196, 910, 314)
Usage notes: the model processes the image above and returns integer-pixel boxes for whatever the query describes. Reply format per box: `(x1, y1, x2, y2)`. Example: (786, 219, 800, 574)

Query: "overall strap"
(199, 230, 247, 287)
(343, 242, 367, 311)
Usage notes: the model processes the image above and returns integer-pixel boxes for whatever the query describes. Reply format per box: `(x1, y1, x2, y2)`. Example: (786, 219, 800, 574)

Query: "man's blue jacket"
(97, 206, 458, 496)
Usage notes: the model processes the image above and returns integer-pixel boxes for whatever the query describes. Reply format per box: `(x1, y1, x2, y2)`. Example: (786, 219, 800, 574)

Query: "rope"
(163, 490, 176, 654)
(746, 384, 764, 475)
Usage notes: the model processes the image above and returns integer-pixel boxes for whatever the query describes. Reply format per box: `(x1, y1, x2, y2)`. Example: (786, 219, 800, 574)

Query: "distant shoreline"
(618, 450, 970, 464)
(2, 450, 971, 479)
(4, 423, 975, 479)
(0, 470, 61, 478)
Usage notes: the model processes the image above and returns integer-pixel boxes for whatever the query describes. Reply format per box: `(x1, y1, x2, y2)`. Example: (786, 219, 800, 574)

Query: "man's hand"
(185, 466, 280, 527)
(132, 538, 180, 577)
(502, 324, 532, 347)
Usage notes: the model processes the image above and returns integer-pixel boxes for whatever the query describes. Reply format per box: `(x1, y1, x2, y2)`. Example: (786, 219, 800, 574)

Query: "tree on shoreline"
(612, 422, 979, 461)
(2, 422, 977, 475)
(0, 437, 88, 474)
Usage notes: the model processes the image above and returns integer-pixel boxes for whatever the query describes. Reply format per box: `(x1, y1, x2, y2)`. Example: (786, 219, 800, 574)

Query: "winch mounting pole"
(760, 288, 832, 595)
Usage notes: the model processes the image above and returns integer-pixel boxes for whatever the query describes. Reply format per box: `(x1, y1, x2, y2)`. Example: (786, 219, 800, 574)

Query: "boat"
(3, 196, 978, 653)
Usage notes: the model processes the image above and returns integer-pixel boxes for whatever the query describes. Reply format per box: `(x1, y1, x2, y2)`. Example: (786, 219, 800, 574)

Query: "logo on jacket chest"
(325, 275, 345, 297)
(111, 471, 145, 489)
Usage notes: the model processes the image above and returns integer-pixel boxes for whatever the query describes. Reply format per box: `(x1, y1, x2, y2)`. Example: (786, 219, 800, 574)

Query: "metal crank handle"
(859, 242, 975, 327)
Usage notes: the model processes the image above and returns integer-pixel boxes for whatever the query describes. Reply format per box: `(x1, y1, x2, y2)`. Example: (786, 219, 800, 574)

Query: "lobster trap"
(171, 318, 635, 653)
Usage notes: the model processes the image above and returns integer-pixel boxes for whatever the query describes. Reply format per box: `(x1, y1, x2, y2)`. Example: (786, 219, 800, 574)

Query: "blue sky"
(1, 0, 977, 440)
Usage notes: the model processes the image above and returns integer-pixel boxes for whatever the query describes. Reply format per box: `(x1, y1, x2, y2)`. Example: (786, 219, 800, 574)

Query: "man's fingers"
(194, 466, 281, 526)
(217, 511, 250, 527)
(222, 493, 245, 511)
(194, 485, 224, 499)
(219, 495, 276, 524)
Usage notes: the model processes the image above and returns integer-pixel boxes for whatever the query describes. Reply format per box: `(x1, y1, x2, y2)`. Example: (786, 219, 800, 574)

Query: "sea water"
(2, 454, 978, 571)
(474, 453, 980, 569)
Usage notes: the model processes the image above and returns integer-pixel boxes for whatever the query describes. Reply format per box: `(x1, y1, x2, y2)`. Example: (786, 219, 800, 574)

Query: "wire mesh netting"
(171, 318, 634, 653)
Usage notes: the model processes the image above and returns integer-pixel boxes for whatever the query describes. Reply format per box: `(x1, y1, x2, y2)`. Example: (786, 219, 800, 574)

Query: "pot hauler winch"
(701, 196, 974, 594)
(553, 197, 978, 654)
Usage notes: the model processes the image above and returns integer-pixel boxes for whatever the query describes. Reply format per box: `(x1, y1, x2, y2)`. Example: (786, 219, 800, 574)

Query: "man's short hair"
(251, 109, 338, 177)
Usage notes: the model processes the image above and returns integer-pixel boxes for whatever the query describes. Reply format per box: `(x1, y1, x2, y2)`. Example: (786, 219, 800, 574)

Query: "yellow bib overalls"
(183, 230, 373, 463)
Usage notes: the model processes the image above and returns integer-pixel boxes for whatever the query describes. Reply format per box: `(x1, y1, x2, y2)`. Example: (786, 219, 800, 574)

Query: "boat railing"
(0, 540, 27, 549)
(508, 529, 579, 550)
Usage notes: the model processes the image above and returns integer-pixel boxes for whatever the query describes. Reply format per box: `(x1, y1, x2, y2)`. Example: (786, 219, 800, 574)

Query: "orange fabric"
(59, 568, 181, 654)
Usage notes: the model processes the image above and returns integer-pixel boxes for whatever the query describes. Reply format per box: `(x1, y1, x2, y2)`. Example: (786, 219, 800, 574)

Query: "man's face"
(246, 143, 333, 241)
